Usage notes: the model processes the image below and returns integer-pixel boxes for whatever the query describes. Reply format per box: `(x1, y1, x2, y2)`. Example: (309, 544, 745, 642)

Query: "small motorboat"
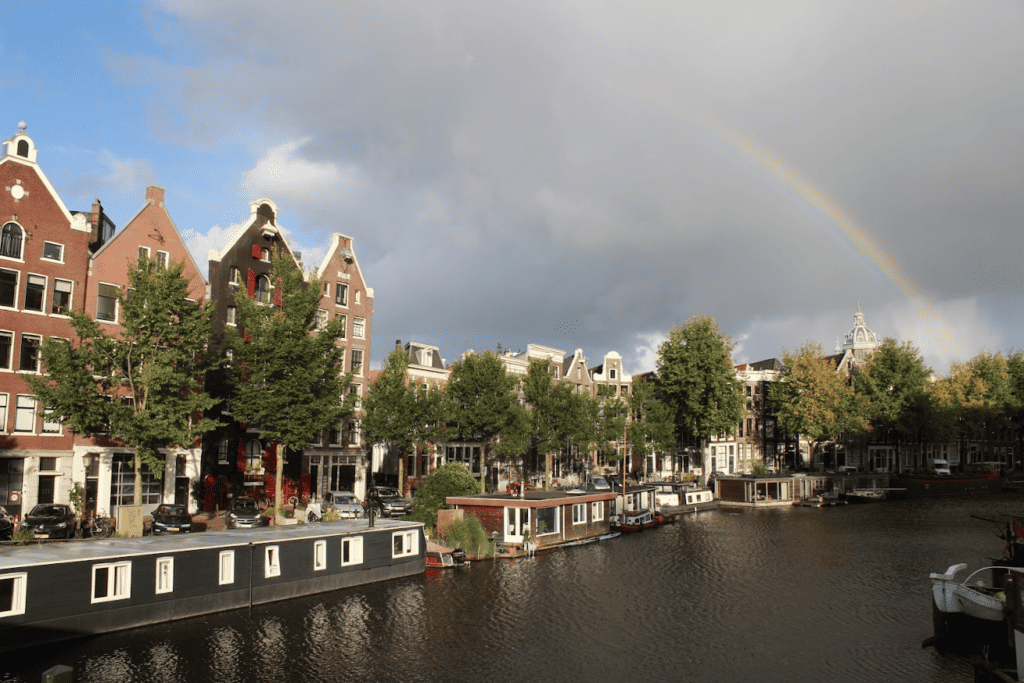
(425, 541, 470, 570)
(610, 509, 664, 533)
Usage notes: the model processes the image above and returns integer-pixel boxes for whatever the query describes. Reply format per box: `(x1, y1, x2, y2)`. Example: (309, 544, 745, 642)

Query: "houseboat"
(446, 490, 618, 556)
(716, 474, 798, 508)
(891, 470, 1005, 498)
(650, 481, 718, 515)
(0, 519, 425, 653)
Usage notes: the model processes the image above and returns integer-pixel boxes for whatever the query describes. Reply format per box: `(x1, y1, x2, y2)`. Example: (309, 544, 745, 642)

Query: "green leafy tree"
(29, 258, 220, 503)
(852, 338, 932, 467)
(225, 251, 354, 521)
(932, 352, 1014, 466)
(443, 351, 522, 493)
(771, 343, 868, 469)
(362, 348, 444, 491)
(409, 462, 479, 529)
(627, 378, 676, 478)
(656, 315, 745, 471)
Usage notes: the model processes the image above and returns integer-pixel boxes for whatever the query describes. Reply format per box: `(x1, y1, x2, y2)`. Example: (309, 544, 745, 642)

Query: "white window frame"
(51, 279, 72, 316)
(355, 290, 361, 305)
(0, 330, 11, 370)
(91, 562, 132, 604)
(314, 540, 327, 571)
(24, 273, 46, 313)
(13, 395, 36, 433)
(347, 420, 360, 447)
(40, 407, 61, 435)
(335, 283, 348, 307)
(322, 281, 329, 297)
(572, 503, 586, 525)
(337, 314, 346, 339)
(219, 551, 235, 585)
(315, 309, 328, 331)
(0, 268, 18, 310)
(255, 275, 271, 304)
(591, 501, 604, 521)
(0, 393, 8, 433)
(392, 531, 418, 559)
(156, 251, 169, 269)
(351, 349, 363, 376)
(353, 317, 365, 339)
(260, 247, 270, 263)
(226, 305, 237, 326)
(0, 222, 24, 261)
(342, 536, 363, 566)
(41, 241, 64, 263)
(217, 438, 230, 465)
(228, 266, 240, 287)
(18, 334, 41, 373)
(97, 282, 120, 323)
(138, 245, 151, 261)
(265, 545, 281, 578)
(0, 573, 27, 617)
(155, 557, 174, 594)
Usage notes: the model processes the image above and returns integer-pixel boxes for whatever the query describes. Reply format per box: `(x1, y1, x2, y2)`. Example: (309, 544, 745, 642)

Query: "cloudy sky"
(3, 1, 1021, 375)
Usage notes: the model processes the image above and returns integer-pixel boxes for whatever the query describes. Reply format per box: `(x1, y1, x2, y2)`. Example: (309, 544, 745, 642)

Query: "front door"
(174, 477, 189, 506)
(37, 475, 56, 504)
(505, 507, 530, 543)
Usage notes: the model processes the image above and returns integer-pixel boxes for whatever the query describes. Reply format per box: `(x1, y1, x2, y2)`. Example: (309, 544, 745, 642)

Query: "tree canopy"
(409, 462, 479, 529)
(29, 258, 220, 501)
(853, 338, 932, 450)
(627, 378, 676, 476)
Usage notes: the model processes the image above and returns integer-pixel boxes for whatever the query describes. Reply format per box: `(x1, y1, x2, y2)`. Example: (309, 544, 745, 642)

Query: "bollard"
(41, 665, 72, 683)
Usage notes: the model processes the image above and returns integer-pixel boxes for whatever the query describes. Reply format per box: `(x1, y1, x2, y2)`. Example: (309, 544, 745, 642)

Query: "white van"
(933, 459, 951, 475)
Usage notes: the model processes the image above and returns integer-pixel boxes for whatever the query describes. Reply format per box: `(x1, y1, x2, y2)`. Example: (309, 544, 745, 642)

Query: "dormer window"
(0, 223, 23, 260)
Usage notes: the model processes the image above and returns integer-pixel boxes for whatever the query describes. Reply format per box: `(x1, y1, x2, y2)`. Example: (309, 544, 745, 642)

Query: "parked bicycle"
(84, 512, 114, 538)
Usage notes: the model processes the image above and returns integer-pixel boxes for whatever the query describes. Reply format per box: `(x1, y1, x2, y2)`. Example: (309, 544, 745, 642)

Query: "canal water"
(5, 493, 1021, 682)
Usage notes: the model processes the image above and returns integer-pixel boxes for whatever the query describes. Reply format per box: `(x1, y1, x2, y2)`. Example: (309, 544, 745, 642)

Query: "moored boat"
(845, 487, 889, 503)
(891, 470, 1005, 498)
(610, 509, 665, 533)
(425, 541, 469, 570)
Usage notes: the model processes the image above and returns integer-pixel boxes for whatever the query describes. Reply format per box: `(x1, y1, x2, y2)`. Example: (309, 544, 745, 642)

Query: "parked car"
(586, 475, 612, 491)
(151, 504, 193, 534)
(323, 491, 364, 519)
(367, 487, 413, 517)
(0, 505, 14, 540)
(838, 465, 858, 475)
(227, 497, 265, 529)
(24, 504, 77, 539)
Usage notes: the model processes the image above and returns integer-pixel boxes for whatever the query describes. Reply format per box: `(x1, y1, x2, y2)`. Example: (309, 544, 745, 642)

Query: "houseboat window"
(0, 573, 27, 617)
(591, 501, 604, 521)
(535, 507, 559, 535)
(314, 540, 327, 571)
(219, 551, 235, 585)
(91, 562, 132, 603)
(572, 503, 586, 524)
(392, 531, 418, 558)
(265, 546, 280, 578)
(342, 537, 363, 566)
(155, 557, 174, 594)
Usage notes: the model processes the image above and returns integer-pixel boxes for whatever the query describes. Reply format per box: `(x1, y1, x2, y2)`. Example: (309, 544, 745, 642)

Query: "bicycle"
(85, 513, 114, 538)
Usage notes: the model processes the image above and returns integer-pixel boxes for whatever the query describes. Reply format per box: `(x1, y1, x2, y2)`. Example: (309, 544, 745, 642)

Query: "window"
(110, 453, 161, 508)
(255, 275, 270, 304)
(342, 537, 363, 566)
(19, 335, 40, 372)
(155, 557, 174, 594)
(246, 440, 263, 470)
(0, 269, 15, 307)
(392, 531, 418, 558)
(353, 317, 365, 339)
(535, 506, 560, 535)
(351, 349, 363, 375)
(572, 503, 586, 524)
(591, 501, 604, 521)
(217, 438, 229, 465)
(0, 394, 7, 432)
(0, 331, 11, 369)
(355, 290, 361, 305)
(91, 562, 132, 603)
(219, 551, 235, 585)
(347, 421, 360, 446)
(314, 540, 327, 571)
(335, 283, 348, 306)
(265, 546, 280, 578)
(260, 247, 270, 262)
(97, 284, 119, 322)
(229, 266, 240, 287)
(0, 573, 28, 617)
(329, 425, 342, 446)
(156, 251, 169, 269)
(0, 223, 22, 259)
(24, 275, 44, 312)
(42, 242, 63, 262)
(51, 279, 71, 315)
(138, 246, 150, 261)
(226, 306, 237, 326)
(41, 408, 60, 434)
(314, 309, 328, 331)
(322, 281, 329, 297)
(337, 314, 346, 339)
(551, 366, 559, 380)
(610, 369, 617, 380)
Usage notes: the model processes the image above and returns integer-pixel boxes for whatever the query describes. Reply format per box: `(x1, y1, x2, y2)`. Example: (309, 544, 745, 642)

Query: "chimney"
(146, 185, 165, 205)
(91, 199, 102, 229)
(395, 339, 402, 353)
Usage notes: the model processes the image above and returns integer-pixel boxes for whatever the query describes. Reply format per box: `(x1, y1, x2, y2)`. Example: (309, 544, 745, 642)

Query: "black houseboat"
(0, 519, 425, 652)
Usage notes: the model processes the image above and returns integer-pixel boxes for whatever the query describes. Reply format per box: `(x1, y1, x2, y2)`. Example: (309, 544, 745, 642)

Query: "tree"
(627, 378, 676, 478)
(932, 352, 1014, 466)
(656, 315, 745, 471)
(771, 343, 867, 469)
(409, 462, 479, 529)
(29, 258, 220, 504)
(225, 251, 354, 521)
(852, 338, 932, 467)
(443, 352, 522, 493)
(362, 348, 444, 491)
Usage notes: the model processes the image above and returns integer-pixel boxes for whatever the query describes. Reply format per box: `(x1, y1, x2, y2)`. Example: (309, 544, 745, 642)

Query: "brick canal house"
(203, 201, 375, 507)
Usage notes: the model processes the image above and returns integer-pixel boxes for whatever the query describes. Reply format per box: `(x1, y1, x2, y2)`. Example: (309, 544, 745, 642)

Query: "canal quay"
(6, 494, 1015, 683)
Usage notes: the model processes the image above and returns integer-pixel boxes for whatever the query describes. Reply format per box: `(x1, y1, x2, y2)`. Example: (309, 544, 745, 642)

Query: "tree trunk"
(274, 442, 283, 525)
(133, 452, 143, 506)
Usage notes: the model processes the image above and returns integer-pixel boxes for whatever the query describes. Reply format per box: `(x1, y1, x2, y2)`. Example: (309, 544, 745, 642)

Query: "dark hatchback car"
(24, 504, 77, 539)
(227, 497, 265, 529)
(368, 487, 413, 518)
(0, 505, 14, 540)
(151, 504, 193, 534)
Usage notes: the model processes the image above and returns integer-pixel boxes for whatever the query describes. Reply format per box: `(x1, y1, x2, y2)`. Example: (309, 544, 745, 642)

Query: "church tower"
(837, 306, 881, 361)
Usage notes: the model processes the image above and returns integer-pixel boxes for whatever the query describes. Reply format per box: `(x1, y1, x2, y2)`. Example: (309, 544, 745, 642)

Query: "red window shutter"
(273, 287, 282, 307)
(246, 269, 255, 297)
(252, 243, 262, 258)
(237, 439, 246, 472)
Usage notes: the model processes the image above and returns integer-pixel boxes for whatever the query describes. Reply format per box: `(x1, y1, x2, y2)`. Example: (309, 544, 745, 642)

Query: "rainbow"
(693, 117, 964, 360)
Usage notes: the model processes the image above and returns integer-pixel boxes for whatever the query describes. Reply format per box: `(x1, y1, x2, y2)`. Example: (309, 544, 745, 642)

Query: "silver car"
(323, 491, 364, 519)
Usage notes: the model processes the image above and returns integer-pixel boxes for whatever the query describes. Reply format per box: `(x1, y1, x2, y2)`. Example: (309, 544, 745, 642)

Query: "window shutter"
(273, 287, 282, 308)
(252, 243, 262, 258)
(237, 439, 246, 472)
(246, 269, 255, 297)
